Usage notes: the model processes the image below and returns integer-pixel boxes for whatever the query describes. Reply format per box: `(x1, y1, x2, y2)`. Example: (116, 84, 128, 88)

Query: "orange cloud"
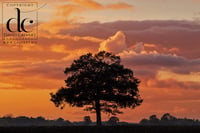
(157, 70, 200, 82)
(71, 0, 133, 10)
(38, 4, 83, 34)
(39, 19, 79, 34)
(71, 0, 103, 10)
(169, 48, 179, 53)
(57, 4, 84, 17)
(144, 43, 156, 48)
(106, 2, 133, 10)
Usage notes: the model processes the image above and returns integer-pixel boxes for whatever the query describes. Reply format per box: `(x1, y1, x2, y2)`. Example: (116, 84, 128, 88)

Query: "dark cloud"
(0, 60, 69, 80)
(63, 20, 200, 58)
(149, 79, 200, 90)
(123, 54, 185, 67)
(121, 52, 200, 76)
(126, 53, 199, 68)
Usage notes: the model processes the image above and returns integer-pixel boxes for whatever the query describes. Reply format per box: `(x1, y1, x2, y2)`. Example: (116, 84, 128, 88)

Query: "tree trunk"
(95, 99, 102, 126)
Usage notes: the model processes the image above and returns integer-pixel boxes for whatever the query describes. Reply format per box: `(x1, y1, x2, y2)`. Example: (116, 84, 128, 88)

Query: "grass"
(0, 125, 199, 133)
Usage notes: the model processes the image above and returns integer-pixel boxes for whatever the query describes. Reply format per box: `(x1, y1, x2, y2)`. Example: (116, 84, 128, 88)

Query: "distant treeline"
(0, 115, 123, 126)
(0, 113, 199, 126)
(0, 116, 72, 126)
(140, 113, 200, 125)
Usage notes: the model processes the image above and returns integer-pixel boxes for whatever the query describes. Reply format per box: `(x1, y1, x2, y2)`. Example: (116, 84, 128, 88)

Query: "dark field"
(0, 126, 199, 133)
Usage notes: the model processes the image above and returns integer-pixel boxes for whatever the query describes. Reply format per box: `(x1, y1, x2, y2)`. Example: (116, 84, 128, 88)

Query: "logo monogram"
(6, 8, 34, 32)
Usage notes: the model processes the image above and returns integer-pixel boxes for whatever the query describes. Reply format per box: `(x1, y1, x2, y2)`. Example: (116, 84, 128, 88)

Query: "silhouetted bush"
(139, 113, 200, 125)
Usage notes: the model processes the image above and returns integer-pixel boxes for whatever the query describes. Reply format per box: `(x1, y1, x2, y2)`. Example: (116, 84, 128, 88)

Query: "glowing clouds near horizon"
(99, 31, 127, 53)
(99, 31, 147, 55)
(134, 42, 144, 54)
(98, 30, 200, 91)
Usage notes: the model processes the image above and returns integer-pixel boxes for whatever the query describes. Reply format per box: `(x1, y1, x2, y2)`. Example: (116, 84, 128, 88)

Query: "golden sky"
(0, 0, 200, 122)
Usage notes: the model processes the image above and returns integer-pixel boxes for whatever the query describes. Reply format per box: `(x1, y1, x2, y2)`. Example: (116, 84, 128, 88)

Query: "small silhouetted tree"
(108, 116, 119, 125)
(3, 114, 13, 119)
(83, 116, 92, 125)
(50, 51, 143, 125)
(56, 117, 64, 122)
(149, 115, 159, 124)
(36, 116, 45, 121)
(140, 118, 148, 124)
(161, 113, 176, 121)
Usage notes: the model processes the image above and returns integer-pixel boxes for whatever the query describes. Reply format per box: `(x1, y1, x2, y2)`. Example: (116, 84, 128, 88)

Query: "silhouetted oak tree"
(50, 51, 143, 125)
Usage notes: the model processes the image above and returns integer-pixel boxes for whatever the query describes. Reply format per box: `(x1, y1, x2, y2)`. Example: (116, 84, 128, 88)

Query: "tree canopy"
(50, 51, 143, 125)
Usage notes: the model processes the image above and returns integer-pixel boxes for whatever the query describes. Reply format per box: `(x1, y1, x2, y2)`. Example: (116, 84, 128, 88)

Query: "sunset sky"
(0, 0, 200, 122)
